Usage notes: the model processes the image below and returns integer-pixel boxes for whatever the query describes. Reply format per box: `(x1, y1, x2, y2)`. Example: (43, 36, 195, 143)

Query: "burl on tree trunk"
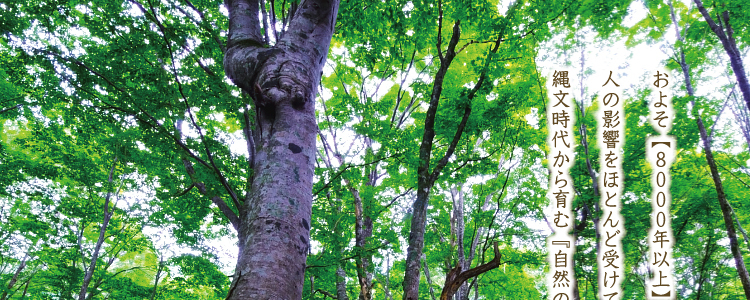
(222, 0, 339, 298)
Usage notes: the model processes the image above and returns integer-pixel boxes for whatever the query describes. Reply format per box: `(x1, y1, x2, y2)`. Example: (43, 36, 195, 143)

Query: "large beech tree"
(2, 0, 340, 298)
(221, 0, 339, 298)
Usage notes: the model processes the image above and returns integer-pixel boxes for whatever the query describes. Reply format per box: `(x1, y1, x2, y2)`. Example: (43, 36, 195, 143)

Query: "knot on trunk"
(255, 60, 312, 110)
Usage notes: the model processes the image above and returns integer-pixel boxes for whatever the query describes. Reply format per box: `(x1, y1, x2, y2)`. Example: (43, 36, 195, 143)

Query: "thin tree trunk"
(85, 249, 124, 300)
(336, 266, 349, 300)
(222, 0, 339, 298)
(460, 160, 509, 300)
(422, 254, 438, 300)
(572, 36, 598, 300)
(403, 18, 463, 300)
(349, 186, 373, 300)
(149, 256, 164, 300)
(403, 12, 501, 297)
(450, 186, 468, 300)
(176, 119, 240, 230)
(335, 211, 350, 300)
(0, 246, 31, 300)
(348, 139, 376, 300)
(78, 158, 118, 300)
(671, 2, 750, 297)
(319, 127, 351, 300)
(729, 203, 750, 254)
(473, 279, 479, 300)
(695, 234, 715, 300)
(729, 89, 750, 150)
(0, 252, 29, 300)
(694, 0, 750, 123)
(324, 133, 377, 300)
(381, 255, 394, 300)
(19, 278, 30, 299)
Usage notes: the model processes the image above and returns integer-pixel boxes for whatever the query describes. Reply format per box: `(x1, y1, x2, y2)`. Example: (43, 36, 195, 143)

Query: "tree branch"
(136, 0, 242, 210)
(419, 20, 461, 187)
(440, 242, 501, 300)
(0, 104, 21, 114)
(430, 33, 503, 182)
(176, 120, 240, 230)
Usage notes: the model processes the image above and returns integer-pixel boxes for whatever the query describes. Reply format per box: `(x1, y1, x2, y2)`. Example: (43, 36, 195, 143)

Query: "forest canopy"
(1, 0, 750, 299)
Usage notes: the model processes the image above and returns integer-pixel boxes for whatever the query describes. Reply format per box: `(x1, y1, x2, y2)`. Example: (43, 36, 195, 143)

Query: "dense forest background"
(1, 0, 750, 299)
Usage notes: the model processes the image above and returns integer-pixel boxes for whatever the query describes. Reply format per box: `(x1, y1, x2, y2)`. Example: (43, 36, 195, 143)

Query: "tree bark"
(671, 2, 750, 297)
(222, 0, 339, 298)
(336, 266, 349, 300)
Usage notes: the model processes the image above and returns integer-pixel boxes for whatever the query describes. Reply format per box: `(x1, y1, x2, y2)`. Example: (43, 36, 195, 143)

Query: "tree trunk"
(222, 0, 339, 298)
(671, 2, 750, 296)
(0, 245, 32, 300)
(402, 184, 430, 300)
(78, 158, 118, 300)
(695, 234, 715, 300)
(402, 19, 463, 300)
(694, 0, 750, 135)
(335, 209, 350, 300)
(422, 255, 438, 300)
(450, 186, 468, 300)
(349, 139, 376, 300)
(729, 203, 750, 254)
(149, 256, 164, 300)
(352, 187, 374, 300)
(403, 14, 499, 297)
(324, 133, 378, 300)
(729, 89, 750, 150)
(336, 266, 349, 300)
(380, 255, 395, 300)
(693, 104, 750, 300)
(440, 243, 501, 300)
(19, 278, 30, 299)
(572, 41, 597, 300)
